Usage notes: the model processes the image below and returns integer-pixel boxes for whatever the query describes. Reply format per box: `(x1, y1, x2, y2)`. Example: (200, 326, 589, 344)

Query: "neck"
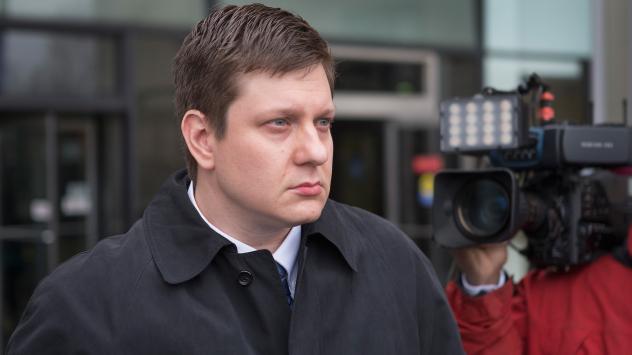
(193, 179, 290, 253)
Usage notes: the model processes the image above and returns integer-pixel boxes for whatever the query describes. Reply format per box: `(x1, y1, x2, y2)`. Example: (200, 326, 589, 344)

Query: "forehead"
(230, 65, 334, 114)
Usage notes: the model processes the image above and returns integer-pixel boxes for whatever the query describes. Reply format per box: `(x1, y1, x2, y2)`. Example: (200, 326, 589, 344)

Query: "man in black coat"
(7, 4, 464, 354)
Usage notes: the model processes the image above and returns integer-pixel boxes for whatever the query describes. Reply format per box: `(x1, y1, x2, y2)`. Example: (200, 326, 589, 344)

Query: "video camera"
(432, 74, 632, 268)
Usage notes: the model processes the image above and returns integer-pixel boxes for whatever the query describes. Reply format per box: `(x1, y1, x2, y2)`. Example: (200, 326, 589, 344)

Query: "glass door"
(0, 112, 99, 343)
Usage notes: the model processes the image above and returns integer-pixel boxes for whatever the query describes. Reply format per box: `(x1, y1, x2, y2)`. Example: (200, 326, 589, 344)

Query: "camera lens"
(454, 179, 510, 239)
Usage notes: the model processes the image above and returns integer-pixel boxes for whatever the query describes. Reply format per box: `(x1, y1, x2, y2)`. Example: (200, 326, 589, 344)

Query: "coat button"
(237, 270, 253, 286)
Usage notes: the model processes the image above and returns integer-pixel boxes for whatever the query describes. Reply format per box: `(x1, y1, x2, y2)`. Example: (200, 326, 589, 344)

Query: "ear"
(181, 109, 216, 171)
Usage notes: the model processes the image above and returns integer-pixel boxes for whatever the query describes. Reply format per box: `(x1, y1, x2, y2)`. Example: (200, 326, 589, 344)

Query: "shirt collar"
(273, 227, 301, 282)
(187, 182, 255, 253)
(187, 182, 301, 285)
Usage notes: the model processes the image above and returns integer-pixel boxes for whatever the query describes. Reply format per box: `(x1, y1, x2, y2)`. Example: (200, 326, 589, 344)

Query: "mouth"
(291, 182, 323, 196)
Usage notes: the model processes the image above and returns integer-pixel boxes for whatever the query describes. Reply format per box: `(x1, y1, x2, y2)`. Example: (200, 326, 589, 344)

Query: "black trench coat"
(7, 170, 464, 355)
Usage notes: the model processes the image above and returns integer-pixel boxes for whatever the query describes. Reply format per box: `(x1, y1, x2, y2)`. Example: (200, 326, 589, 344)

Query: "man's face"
(209, 64, 334, 231)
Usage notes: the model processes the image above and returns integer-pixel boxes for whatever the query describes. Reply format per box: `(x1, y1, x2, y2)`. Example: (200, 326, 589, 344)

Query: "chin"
(287, 200, 326, 224)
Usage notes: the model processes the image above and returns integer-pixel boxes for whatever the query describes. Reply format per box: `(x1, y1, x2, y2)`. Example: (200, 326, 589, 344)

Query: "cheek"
(233, 143, 284, 179)
(323, 160, 333, 184)
(325, 143, 334, 170)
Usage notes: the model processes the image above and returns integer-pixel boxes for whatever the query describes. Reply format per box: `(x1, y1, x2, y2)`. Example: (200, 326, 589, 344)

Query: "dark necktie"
(275, 262, 293, 306)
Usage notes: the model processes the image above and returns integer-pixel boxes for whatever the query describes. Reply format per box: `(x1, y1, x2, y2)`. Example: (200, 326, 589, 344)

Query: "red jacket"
(446, 237, 632, 355)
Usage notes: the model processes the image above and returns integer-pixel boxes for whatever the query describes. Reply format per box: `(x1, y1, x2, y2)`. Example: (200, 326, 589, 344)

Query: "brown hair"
(173, 3, 335, 181)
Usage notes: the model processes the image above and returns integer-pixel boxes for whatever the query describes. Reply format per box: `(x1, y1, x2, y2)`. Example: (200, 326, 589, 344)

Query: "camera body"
(432, 76, 631, 267)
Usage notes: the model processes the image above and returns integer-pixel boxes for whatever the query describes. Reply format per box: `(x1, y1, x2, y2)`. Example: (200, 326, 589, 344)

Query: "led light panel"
(440, 95, 521, 152)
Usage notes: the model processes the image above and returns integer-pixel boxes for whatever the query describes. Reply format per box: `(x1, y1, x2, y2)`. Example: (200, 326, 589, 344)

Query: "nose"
(293, 124, 330, 166)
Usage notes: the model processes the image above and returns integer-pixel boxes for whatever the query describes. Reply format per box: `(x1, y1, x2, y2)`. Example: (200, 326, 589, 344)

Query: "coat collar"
(144, 170, 357, 284)
(301, 200, 359, 272)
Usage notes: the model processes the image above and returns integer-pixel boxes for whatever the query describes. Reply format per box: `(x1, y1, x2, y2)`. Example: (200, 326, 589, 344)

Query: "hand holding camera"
(451, 242, 508, 285)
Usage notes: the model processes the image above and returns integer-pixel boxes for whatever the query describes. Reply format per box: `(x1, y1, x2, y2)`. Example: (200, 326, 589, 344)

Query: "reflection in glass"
(0, 31, 116, 97)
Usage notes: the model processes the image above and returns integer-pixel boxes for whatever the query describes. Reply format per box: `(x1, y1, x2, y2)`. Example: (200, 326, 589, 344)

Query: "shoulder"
(325, 199, 422, 253)
(7, 220, 154, 353)
(324, 202, 463, 351)
(323, 199, 431, 270)
(325, 199, 411, 244)
(48, 220, 153, 293)
(33, 219, 153, 307)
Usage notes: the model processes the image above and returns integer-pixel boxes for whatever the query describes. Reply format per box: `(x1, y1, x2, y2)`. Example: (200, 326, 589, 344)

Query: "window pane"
(222, 0, 476, 47)
(485, 0, 591, 56)
(484, 57, 582, 89)
(0, 31, 116, 97)
(5, 0, 205, 27)
(0, 117, 47, 226)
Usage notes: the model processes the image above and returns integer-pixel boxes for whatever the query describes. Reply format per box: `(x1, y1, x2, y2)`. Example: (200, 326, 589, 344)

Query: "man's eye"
(269, 119, 289, 127)
(316, 118, 333, 128)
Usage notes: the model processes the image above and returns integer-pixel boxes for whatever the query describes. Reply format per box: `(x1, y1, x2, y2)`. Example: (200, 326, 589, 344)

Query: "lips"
(291, 182, 323, 196)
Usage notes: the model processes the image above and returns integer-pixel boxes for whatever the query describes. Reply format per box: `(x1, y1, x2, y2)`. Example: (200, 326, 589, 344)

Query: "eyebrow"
(259, 105, 336, 119)
(317, 107, 336, 117)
